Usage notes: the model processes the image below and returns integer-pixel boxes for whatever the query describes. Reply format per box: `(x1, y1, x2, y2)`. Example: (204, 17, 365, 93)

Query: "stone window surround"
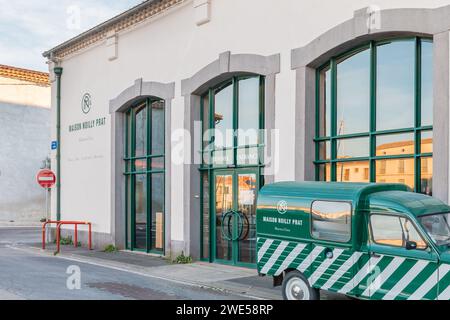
(180, 51, 280, 258)
(109, 79, 175, 254)
(291, 5, 450, 203)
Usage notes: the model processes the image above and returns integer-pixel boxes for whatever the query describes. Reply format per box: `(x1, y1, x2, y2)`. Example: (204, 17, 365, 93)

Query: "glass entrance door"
(213, 169, 259, 266)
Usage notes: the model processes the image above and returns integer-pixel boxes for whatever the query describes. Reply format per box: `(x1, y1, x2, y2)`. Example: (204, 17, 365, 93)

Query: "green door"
(213, 169, 259, 267)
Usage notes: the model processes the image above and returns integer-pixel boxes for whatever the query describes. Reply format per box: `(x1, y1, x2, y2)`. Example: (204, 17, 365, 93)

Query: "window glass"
(336, 49, 370, 135)
(419, 213, 450, 246)
(214, 83, 234, 149)
(151, 100, 165, 155)
(238, 77, 260, 146)
(421, 157, 433, 196)
(151, 173, 164, 251)
(376, 133, 415, 157)
(377, 40, 415, 130)
(421, 131, 433, 154)
(376, 158, 415, 189)
(318, 141, 331, 161)
(319, 67, 332, 137)
(135, 105, 147, 158)
(336, 161, 370, 183)
(337, 137, 370, 159)
(421, 41, 433, 127)
(317, 163, 331, 182)
(311, 201, 351, 242)
(371, 214, 427, 249)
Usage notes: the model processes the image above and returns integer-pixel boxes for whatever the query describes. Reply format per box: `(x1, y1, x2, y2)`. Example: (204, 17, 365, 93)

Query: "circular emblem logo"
(81, 93, 92, 114)
(277, 200, 288, 215)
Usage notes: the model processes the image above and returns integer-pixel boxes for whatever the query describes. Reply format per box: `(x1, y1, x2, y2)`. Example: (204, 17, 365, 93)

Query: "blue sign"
(51, 141, 58, 150)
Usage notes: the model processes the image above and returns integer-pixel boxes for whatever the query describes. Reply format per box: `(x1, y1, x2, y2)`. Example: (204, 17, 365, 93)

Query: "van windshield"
(418, 213, 450, 247)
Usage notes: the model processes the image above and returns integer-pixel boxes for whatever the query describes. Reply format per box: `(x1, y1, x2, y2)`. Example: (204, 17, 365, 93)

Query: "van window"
(370, 214, 427, 249)
(311, 201, 351, 242)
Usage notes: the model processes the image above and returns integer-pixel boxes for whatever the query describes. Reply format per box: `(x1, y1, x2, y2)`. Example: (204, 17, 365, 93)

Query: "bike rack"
(42, 220, 92, 253)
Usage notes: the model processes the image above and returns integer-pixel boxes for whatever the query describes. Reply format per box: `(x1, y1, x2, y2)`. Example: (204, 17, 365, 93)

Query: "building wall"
(50, 0, 450, 252)
(0, 96, 51, 223)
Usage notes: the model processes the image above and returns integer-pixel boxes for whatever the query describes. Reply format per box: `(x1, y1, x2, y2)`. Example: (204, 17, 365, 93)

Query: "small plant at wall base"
(103, 244, 118, 253)
(55, 236, 81, 247)
(174, 252, 193, 264)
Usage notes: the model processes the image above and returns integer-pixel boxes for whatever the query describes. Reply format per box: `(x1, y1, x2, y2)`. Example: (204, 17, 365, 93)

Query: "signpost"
(37, 169, 56, 189)
(37, 169, 56, 242)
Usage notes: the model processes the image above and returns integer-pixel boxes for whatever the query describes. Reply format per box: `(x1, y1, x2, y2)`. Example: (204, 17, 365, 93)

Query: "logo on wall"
(81, 93, 92, 114)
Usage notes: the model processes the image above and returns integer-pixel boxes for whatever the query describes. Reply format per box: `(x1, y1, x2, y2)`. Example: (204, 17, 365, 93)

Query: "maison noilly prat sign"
(68, 93, 107, 132)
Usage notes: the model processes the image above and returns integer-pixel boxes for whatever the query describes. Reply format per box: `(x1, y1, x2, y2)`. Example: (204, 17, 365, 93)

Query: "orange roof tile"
(0, 64, 50, 87)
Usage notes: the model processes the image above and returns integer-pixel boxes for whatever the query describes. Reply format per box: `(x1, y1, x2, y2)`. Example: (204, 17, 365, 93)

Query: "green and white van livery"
(256, 182, 450, 300)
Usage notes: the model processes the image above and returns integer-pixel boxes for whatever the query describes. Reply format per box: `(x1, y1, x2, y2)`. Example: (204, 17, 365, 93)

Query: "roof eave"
(43, 0, 161, 59)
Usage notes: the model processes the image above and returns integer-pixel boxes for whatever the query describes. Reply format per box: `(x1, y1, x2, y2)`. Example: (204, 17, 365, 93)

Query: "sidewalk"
(20, 242, 282, 300)
(17, 241, 347, 300)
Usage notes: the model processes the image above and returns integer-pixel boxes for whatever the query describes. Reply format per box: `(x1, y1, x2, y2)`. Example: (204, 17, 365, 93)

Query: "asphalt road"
(0, 227, 246, 300)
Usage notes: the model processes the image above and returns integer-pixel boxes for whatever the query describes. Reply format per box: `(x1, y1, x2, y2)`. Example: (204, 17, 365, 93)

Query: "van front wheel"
(282, 271, 319, 300)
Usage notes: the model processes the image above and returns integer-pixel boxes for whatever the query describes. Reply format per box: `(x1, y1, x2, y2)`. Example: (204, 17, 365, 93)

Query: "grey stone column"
(433, 31, 450, 203)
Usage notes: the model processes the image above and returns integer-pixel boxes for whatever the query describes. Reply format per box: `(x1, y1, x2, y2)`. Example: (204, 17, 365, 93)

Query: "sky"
(0, 0, 143, 72)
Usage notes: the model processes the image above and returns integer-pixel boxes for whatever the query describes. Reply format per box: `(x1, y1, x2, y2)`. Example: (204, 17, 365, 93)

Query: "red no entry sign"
(37, 170, 56, 189)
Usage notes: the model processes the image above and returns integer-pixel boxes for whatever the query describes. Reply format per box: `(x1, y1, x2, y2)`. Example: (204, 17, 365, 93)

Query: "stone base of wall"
(59, 228, 114, 251)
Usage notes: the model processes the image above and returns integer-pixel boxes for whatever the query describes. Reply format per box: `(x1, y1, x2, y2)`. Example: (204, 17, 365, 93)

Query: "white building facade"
(44, 0, 450, 265)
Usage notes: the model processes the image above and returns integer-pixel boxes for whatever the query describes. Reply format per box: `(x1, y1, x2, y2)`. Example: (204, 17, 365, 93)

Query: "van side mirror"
(406, 241, 417, 250)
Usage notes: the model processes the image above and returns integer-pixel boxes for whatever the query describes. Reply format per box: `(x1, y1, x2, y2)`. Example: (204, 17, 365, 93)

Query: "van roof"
(260, 182, 450, 217)
(260, 181, 408, 201)
(368, 191, 450, 217)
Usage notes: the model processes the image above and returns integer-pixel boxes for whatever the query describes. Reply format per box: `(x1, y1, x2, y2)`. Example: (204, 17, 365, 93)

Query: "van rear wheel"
(282, 271, 319, 300)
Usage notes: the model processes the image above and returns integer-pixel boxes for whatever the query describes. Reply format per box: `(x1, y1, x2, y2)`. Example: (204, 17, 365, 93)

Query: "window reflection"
(311, 201, 351, 242)
(421, 41, 433, 127)
(336, 161, 370, 183)
(337, 137, 369, 159)
(337, 49, 370, 135)
(370, 214, 427, 249)
(377, 40, 415, 131)
(376, 158, 415, 189)
(238, 77, 260, 146)
(421, 157, 433, 196)
(318, 141, 331, 161)
(319, 67, 331, 137)
(151, 100, 165, 155)
(214, 83, 234, 149)
(421, 131, 433, 153)
(376, 133, 415, 157)
(135, 105, 147, 157)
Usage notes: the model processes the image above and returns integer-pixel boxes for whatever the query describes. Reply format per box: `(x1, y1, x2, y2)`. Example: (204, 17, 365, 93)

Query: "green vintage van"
(256, 182, 450, 300)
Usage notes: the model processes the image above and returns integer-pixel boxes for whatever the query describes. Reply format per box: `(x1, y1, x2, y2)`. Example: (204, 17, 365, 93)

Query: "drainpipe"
(54, 67, 63, 221)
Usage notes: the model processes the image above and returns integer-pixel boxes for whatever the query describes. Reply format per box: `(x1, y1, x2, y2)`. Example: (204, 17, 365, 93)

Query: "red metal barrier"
(42, 220, 92, 253)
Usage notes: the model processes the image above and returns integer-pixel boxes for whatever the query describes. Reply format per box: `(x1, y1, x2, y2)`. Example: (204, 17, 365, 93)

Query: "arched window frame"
(315, 37, 433, 194)
(124, 97, 166, 253)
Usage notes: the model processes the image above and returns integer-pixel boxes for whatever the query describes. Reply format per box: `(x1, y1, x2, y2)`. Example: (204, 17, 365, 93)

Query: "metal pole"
(54, 67, 63, 222)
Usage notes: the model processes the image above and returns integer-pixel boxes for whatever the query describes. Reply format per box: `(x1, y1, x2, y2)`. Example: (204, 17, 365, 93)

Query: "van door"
(365, 213, 439, 300)
(307, 200, 356, 292)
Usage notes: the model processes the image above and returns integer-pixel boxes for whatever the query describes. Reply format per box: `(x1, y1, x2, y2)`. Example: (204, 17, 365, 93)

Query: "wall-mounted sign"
(81, 93, 92, 114)
(51, 141, 58, 150)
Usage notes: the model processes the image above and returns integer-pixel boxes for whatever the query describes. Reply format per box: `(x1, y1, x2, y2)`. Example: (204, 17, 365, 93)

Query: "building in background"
(0, 65, 51, 224)
(43, 0, 449, 266)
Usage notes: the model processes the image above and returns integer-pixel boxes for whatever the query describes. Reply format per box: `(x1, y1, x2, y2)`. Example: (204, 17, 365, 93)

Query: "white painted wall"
(50, 0, 450, 242)
(0, 76, 50, 108)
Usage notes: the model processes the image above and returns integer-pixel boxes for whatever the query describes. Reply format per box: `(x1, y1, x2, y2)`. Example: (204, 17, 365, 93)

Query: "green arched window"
(125, 98, 165, 253)
(316, 38, 433, 195)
